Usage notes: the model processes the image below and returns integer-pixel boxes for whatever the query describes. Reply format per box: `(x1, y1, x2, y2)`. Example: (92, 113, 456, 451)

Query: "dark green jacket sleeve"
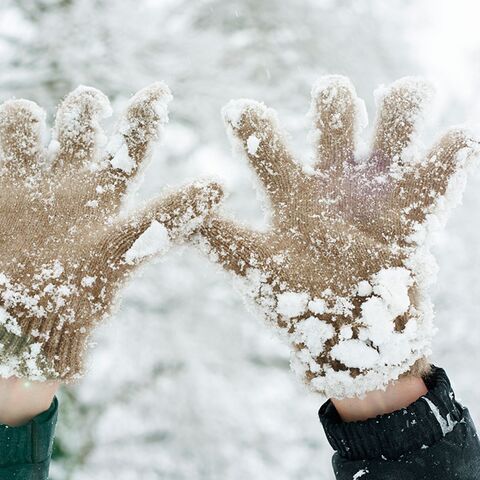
(319, 367, 480, 480)
(0, 397, 58, 480)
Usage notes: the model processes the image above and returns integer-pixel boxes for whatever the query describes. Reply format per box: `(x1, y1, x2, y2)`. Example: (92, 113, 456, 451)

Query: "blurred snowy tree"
(0, 0, 167, 108)
(0, 1, 428, 479)
(0, 0, 416, 134)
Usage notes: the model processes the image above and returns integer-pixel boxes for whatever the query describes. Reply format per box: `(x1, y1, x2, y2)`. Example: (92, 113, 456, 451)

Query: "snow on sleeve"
(353, 468, 369, 479)
(423, 397, 457, 436)
(124, 220, 171, 264)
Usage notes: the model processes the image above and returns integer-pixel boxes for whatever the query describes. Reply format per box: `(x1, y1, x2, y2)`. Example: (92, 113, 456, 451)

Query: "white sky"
(412, 0, 480, 125)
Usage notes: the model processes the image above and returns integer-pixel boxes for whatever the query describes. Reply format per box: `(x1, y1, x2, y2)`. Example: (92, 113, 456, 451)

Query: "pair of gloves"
(0, 76, 476, 399)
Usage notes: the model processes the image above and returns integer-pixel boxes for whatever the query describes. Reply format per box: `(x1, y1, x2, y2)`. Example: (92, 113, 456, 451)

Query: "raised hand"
(0, 83, 222, 380)
(198, 76, 477, 398)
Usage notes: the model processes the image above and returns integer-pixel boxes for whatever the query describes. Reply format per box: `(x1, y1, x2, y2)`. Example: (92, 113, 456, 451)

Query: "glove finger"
(310, 75, 363, 174)
(0, 100, 47, 180)
(370, 77, 433, 172)
(101, 82, 172, 197)
(51, 86, 111, 172)
(103, 181, 223, 267)
(222, 99, 303, 205)
(395, 128, 476, 234)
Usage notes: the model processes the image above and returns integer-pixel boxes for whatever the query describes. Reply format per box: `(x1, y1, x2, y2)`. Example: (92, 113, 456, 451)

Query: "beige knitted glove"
(0, 83, 222, 380)
(198, 76, 478, 399)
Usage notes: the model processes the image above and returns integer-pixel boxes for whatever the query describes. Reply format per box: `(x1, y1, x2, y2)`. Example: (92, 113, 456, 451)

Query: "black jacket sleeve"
(319, 367, 480, 480)
(0, 397, 58, 480)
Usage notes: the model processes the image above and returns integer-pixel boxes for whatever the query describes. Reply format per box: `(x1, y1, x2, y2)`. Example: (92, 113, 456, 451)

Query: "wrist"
(0, 377, 59, 426)
(320, 366, 462, 460)
(331, 374, 428, 422)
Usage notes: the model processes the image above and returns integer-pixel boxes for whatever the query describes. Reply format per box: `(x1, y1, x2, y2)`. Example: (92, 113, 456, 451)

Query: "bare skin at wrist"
(0, 377, 59, 427)
(331, 375, 428, 422)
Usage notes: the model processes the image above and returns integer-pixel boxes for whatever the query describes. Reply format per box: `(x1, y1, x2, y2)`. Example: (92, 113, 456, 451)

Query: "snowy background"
(1, 1, 480, 478)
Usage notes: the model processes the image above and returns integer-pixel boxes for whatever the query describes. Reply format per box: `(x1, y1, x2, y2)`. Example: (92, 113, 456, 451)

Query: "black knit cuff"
(319, 366, 463, 461)
(0, 396, 58, 468)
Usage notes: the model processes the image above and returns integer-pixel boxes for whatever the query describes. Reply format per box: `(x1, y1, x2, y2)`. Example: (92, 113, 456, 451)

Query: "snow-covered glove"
(0, 83, 223, 380)
(197, 76, 478, 399)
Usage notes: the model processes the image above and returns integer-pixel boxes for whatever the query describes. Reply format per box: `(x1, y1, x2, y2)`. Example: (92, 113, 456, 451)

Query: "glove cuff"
(0, 323, 88, 380)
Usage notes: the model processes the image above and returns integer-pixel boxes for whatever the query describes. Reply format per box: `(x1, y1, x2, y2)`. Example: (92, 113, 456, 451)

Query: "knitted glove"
(198, 76, 478, 399)
(0, 83, 222, 380)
